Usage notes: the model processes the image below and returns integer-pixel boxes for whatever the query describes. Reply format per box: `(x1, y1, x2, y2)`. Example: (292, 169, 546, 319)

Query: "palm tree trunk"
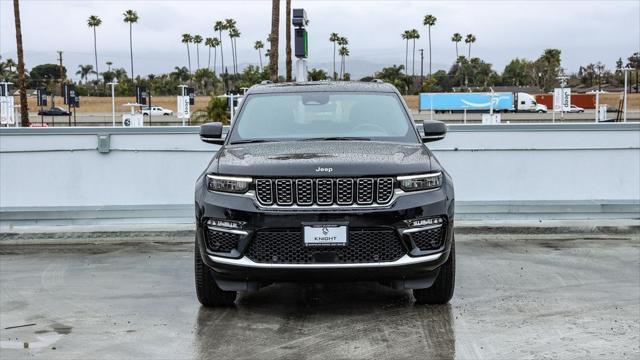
(214, 47, 217, 75)
(428, 26, 432, 77)
(93, 27, 99, 81)
(332, 42, 336, 80)
(229, 37, 235, 75)
(129, 23, 134, 80)
(411, 39, 416, 77)
(468, 43, 471, 59)
(208, 46, 211, 70)
(269, 0, 280, 82)
(234, 38, 239, 74)
(13, 0, 28, 126)
(196, 44, 200, 70)
(285, 0, 292, 82)
(404, 40, 408, 75)
(219, 30, 224, 75)
(258, 49, 262, 70)
(186, 44, 191, 77)
(455, 42, 458, 60)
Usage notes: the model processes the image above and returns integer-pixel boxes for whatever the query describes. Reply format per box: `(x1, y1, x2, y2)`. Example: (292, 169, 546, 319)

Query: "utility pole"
(57, 51, 64, 103)
(418, 49, 424, 89)
(622, 67, 632, 122)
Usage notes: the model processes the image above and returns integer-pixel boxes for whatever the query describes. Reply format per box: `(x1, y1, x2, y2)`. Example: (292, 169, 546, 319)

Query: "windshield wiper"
(299, 137, 371, 141)
(229, 139, 274, 144)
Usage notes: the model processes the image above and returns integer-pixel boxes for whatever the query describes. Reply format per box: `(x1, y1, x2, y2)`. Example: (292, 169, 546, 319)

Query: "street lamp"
(107, 79, 118, 127)
(622, 67, 632, 122)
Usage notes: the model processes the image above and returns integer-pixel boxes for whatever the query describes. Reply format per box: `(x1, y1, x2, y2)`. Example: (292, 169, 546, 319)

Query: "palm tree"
(339, 46, 349, 80)
(423, 14, 437, 77)
(181, 33, 193, 77)
(192, 35, 203, 70)
(76, 64, 95, 83)
(13, 0, 28, 126)
(106, 61, 113, 72)
(401, 30, 411, 75)
(225, 19, 237, 74)
(254, 41, 265, 70)
(214, 21, 227, 75)
(229, 27, 241, 75)
(285, 0, 292, 81)
(205, 37, 215, 70)
(123, 10, 138, 80)
(329, 33, 340, 80)
(451, 33, 462, 60)
(5, 58, 16, 72)
(269, 0, 280, 82)
(410, 29, 420, 77)
(465, 33, 476, 59)
(87, 15, 102, 81)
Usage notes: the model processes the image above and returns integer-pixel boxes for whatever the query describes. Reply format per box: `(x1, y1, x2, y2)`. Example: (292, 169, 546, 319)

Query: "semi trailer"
(419, 92, 548, 113)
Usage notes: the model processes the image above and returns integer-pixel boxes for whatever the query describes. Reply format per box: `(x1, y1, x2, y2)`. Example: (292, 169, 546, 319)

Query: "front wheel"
(413, 236, 455, 305)
(194, 232, 237, 307)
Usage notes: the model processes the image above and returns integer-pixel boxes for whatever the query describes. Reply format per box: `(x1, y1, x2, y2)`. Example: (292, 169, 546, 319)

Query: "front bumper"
(195, 180, 455, 289)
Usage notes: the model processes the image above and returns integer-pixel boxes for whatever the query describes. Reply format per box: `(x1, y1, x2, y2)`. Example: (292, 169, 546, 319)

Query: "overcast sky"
(1, 0, 638, 80)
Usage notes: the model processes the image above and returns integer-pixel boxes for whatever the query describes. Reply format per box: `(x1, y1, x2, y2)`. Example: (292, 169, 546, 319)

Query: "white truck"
(420, 92, 548, 113)
(141, 106, 174, 116)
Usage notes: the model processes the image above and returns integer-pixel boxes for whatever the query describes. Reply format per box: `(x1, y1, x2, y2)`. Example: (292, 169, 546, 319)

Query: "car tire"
(194, 231, 237, 307)
(413, 236, 455, 305)
(537, 110, 544, 113)
(163, 113, 170, 116)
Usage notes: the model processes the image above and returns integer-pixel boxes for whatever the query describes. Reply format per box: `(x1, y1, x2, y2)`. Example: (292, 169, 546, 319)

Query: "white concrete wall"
(1, 124, 639, 220)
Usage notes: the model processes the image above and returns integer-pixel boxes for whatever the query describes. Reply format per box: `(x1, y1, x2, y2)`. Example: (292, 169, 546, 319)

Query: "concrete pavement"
(1, 233, 638, 359)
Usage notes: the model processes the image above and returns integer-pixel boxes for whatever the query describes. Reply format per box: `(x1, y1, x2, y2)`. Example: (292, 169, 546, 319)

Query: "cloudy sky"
(1, 0, 638, 79)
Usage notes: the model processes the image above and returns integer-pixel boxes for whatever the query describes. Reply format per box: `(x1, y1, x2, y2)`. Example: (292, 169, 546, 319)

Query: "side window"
(520, 101, 525, 105)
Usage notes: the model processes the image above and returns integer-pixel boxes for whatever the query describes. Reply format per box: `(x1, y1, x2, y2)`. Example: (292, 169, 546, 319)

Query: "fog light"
(206, 218, 246, 230)
(404, 216, 444, 228)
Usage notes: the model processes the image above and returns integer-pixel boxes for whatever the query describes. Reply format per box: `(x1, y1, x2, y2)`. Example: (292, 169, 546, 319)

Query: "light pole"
(418, 49, 424, 89)
(622, 67, 632, 122)
(107, 80, 118, 126)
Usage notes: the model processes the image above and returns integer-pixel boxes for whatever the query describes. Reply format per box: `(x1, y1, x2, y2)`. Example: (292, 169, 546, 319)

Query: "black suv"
(194, 81, 455, 306)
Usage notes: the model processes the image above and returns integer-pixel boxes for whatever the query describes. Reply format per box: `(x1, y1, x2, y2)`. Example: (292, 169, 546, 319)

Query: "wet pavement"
(0, 234, 638, 359)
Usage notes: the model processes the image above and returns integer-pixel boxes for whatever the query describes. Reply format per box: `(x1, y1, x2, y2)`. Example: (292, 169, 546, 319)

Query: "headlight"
(206, 174, 252, 193)
(397, 172, 442, 192)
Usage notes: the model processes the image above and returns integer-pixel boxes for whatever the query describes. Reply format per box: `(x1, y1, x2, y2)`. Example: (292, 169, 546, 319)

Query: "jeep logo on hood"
(315, 167, 333, 173)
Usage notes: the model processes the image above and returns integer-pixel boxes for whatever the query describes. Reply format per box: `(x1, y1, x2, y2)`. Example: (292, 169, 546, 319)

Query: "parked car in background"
(38, 106, 71, 116)
(141, 106, 173, 116)
(565, 105, 584, 113)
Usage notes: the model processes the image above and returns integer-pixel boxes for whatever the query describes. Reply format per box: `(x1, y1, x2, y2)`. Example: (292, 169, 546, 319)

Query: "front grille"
(205, 228, 241, 252)
(409, 226, 445, 251)
(245, 228, 406, 264)
(255, 177, 396, 206)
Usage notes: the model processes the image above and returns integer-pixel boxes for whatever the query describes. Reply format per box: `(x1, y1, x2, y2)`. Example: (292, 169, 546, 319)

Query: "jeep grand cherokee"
(194, 81, 455, 306)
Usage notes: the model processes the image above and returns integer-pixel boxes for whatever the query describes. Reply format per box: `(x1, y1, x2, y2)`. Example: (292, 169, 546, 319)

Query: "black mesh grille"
(356, 179, 374, 204)
(276, 180, 293, 205)
(245, 228, 405, 264)
(336, 179, 354, 205)
(256, 180, 273, 204)
(255, 177, 396, 206)
(316, 179, 333, 204)
(410, 226, 445, 251)
(205, 229, 241, 252)
(296, 179, 313, 205)
(377, 178, 394, 203)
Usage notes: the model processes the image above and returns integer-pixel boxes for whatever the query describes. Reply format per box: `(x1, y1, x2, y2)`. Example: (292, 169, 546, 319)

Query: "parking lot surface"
(1, 234, 638, 359)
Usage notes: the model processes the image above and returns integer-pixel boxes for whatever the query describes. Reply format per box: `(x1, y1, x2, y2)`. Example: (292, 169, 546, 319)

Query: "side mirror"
(200, 122, 224, 145)
(420, 120, 447, 143)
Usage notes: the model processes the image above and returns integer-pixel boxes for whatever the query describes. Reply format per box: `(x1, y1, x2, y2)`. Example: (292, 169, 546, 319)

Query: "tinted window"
(229, 92, 417, 143)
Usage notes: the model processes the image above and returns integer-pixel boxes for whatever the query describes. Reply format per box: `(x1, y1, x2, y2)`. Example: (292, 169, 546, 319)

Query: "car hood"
(210, 141, 434, 177)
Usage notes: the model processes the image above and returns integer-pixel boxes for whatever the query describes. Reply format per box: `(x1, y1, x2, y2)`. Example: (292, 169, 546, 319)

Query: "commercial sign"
(136, 86, 148, 105)
(122, 113, 144, 127)
(553, 88, 571, 112)
(0, 95, 15, 125)
(177, 96, 191, 119)
(37, 88, 48, 107)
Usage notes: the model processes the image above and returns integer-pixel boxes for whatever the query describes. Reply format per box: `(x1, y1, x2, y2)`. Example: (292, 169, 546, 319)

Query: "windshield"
(228, 92, 418, 144)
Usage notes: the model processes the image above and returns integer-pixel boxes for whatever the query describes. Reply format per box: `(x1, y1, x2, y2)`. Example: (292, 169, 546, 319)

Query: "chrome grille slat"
(255, 177, 395, 207)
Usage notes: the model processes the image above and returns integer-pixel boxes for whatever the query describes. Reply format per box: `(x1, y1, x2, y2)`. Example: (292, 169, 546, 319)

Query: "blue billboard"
(419, 92, 514, 111)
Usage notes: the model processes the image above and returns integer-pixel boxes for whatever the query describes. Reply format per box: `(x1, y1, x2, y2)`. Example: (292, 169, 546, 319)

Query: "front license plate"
(303, 225, 348, 247)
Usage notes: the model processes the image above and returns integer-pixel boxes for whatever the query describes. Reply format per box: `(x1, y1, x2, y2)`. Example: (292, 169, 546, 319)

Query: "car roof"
(245, 81, 399, 95)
